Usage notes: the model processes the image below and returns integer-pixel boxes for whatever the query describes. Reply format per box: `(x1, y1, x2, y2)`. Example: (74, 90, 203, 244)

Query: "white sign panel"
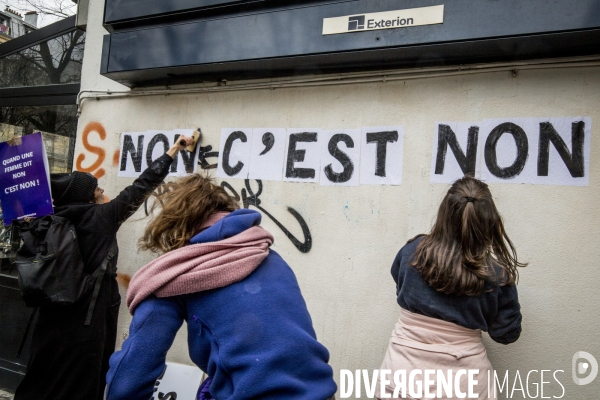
(248, 128, 287, 181)
(431, 117, 591, 186)
(319, 129, 361, 186)
(322, 5, 444, 35)
(153, 362, 203, 400)
(116, 118, 591, 186)
(118, 130, 198, 178)
(360, 126, 404, 185)
(480, 117, 591, 186)
(217, 128, 252, 180)
(283, 128, 322, 183)
(430, 121, 481, 184)
(479, 118, 539, 184)
(532, 117, 591, 186)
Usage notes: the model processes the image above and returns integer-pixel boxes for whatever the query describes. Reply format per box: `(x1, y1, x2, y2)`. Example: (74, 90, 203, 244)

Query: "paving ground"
(0, 389, 13, 400)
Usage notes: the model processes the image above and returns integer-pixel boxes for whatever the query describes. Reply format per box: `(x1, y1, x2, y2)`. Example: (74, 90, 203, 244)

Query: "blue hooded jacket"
(106, 209, 336, 400)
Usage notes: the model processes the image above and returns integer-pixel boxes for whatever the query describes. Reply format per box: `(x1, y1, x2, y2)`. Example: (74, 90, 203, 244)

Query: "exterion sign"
(322, 5, 444, 35)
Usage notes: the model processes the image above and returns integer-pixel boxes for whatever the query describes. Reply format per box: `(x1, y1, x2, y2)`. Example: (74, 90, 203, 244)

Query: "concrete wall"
(77, 1, 599, 398)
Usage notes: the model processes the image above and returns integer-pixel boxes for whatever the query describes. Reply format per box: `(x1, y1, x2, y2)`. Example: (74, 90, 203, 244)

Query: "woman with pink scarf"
(105, 175, 336, 400)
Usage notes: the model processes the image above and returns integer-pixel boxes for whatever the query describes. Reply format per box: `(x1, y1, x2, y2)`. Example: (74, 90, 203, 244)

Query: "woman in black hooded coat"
(14, 136, 193, 400)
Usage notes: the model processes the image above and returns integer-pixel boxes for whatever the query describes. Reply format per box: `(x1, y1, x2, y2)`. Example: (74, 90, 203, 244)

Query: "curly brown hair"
(139, 174, 239, 253)
(411, 176, 526, 296)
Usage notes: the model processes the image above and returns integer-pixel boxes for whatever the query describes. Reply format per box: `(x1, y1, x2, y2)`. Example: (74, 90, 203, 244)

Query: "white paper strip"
(217, 128, 253, 180)
(529, 117, 591, 186)
(153, 362, 203, 400)
(360, 126, 404, 185)
(430, 121, 481, 184)
(479, 117, 591, 186)
(248, 128, 287, 181)
(118, 130, 198, 178)
(283, 128, 322, 183)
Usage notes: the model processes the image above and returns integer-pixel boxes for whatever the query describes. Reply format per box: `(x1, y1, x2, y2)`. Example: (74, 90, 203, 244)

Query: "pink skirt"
(376, 309, 495, 400)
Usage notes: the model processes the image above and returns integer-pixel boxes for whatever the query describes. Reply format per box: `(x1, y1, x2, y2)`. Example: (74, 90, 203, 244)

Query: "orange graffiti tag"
(76, 121, 106, 179)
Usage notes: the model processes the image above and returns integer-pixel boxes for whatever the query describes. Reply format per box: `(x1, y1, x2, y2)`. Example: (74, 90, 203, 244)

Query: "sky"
(1, 0, 76, 27)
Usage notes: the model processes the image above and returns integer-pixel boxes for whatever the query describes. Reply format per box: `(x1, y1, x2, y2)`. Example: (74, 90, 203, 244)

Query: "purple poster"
(0, 133, 53, 225)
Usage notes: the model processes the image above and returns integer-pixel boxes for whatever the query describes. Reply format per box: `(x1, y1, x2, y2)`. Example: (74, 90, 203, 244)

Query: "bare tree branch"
(4, 0, 76, 20)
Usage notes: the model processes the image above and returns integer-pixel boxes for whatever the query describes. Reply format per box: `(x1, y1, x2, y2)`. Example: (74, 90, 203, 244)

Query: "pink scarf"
(126, 212, 274, 313)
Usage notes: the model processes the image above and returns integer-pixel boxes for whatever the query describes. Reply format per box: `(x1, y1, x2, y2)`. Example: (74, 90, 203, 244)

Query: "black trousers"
(15, 274, 121, 400)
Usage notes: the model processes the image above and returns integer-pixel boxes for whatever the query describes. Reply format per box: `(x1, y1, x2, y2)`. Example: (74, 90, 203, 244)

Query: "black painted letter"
(435, 125, 478, 175)
(366, 131, 398, 177)
(537, 121, 585, 177)
(324, 134, 355, 183)
(146, 134, 170, 166)
(484, 122, 529, 179)
(120, 135, 144, 172)
(172, 134, 196, 173)
(222, 131, 248, 176)
(286, 132, 317, 179)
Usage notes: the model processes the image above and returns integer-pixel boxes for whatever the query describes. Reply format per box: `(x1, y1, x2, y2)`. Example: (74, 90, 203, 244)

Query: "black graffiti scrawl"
(207, 141, 311, 252)
(239, 179, 312, 253)
(194, 143, 313, 253)
(144, 177, 312, 253)
(217, 179, 312, 253)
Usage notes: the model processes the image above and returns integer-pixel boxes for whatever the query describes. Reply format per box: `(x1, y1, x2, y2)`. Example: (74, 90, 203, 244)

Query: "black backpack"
(15, 215, 116, 325)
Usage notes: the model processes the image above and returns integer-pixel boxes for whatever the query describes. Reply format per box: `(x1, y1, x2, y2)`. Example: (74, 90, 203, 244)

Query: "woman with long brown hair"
(376, 176, 525, 399)
(105, 174, 336, 400)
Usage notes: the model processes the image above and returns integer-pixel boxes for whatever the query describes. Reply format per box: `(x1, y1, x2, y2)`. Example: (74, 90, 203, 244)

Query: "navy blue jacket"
(391, 236, 522, 344)
(106, 209, 336, 400)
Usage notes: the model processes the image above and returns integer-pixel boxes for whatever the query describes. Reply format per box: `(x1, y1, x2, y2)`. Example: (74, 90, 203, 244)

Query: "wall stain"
(113, 150, 121, 167)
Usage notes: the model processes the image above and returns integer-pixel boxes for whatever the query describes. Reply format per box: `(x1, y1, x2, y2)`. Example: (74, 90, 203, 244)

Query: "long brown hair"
(139, 174, 239, 253)
(411, 176, 526, 296)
